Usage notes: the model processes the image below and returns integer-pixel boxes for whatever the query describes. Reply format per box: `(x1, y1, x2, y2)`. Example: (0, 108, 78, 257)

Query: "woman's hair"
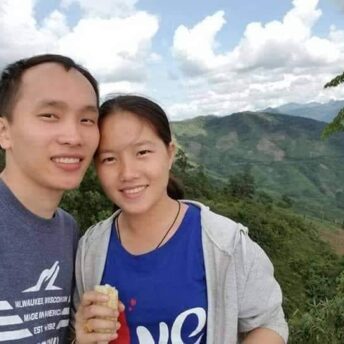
(99, 94, 184, 200)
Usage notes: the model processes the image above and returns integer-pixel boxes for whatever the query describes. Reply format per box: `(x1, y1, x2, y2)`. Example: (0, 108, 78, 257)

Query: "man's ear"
(167, 141, 176, 170)
(0, 117, 11, 150)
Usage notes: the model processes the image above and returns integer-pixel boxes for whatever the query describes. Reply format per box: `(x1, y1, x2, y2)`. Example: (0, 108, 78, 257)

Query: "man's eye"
(39, 113, 57, 119)
(81, 118, 96, 125)
(137, 150, 151, 156)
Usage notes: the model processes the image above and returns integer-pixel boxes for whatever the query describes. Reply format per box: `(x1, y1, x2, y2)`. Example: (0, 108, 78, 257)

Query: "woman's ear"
(167, 142, 176, 170)
(0, 117, 11, 150)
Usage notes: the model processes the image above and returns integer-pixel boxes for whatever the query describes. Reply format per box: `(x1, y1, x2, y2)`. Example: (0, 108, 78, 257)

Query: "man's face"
(0, 62, 100, 194)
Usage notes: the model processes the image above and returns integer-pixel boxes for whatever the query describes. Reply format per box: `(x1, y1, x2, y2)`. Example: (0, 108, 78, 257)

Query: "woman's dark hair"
(100, 94, 184, 200)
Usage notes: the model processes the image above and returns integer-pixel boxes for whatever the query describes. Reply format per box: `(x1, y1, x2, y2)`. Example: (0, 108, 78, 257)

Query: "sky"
(1, 0, 344, 120)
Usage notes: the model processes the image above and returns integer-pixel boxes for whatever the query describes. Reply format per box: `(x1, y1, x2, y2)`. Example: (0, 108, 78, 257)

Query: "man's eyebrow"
(81, 105, 98, 114)
(36, 100, 98, 114)
(36, 100, 66, 110)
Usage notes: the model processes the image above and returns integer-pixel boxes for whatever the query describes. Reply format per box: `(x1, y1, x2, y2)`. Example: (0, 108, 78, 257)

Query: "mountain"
(263, 99, 344, 122)
(172, 111, 344, 220)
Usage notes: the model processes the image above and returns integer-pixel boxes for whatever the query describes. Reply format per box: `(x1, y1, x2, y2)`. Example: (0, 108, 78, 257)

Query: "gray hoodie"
(74, 200, 288, 343)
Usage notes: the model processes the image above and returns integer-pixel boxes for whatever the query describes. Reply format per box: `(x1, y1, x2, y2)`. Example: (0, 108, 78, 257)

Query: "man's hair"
(0, 54, 99, 120)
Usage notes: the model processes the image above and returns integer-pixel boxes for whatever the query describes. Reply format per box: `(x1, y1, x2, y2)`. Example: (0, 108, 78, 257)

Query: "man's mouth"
(52, 157, 82, 164)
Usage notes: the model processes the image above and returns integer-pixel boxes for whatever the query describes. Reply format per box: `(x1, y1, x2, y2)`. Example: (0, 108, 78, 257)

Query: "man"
(0, 54, 100, 343)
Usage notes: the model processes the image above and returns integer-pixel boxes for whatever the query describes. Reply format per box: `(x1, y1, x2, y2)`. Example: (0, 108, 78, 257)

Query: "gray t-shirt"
(0, 179, 79, 343)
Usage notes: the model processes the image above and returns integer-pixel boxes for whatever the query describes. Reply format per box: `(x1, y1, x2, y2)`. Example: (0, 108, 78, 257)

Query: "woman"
(74, 95, 288, 343)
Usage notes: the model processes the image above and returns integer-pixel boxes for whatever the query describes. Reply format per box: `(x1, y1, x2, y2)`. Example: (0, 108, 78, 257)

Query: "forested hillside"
(172, 112, 344, 222)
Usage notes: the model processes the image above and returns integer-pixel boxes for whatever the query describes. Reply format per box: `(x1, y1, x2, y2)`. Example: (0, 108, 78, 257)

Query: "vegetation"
(172, 112, 344, 222)
(322, 71, 344, 138)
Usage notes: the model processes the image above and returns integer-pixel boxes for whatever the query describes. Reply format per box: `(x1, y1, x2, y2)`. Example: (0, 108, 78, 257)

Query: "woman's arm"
(237, 235, 288, 343)
(242, 327, 285, 344)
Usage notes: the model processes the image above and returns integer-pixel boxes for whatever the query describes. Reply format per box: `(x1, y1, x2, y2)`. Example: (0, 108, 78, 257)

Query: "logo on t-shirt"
(23, 261, 62, 293)
(0, 260, 70, 342)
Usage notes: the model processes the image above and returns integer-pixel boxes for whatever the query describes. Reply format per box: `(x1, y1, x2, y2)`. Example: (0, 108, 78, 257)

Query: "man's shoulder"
(56, 207, 76, 222)
(55, 207, 79, 234)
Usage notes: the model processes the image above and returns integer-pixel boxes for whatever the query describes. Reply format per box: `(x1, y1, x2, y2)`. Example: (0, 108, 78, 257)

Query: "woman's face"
(96, 110, 175, 215)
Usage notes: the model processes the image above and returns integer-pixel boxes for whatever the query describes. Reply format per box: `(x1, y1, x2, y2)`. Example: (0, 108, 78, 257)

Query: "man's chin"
(56, 179, 83, 192)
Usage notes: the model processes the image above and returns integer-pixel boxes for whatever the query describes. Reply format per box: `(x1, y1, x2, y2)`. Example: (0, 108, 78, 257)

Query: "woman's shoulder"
(80, 213, 117, 247)
(183, 200, 248, 254)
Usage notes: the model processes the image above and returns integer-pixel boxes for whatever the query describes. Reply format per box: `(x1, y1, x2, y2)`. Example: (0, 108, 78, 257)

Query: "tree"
(0, 150, 4, 172)
(226, 167, 255, 199)
(174, 148, 191, 173)
(61, 166, 113, 231)
(322, 71, 344, 138)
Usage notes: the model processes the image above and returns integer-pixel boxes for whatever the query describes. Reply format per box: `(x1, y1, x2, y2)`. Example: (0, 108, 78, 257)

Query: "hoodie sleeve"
(237, 235, 288, 343)
(71, 235, 86, 326)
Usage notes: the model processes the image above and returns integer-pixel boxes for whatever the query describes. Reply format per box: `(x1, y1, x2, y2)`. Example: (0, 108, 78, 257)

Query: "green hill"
(172, 111, 344, 221)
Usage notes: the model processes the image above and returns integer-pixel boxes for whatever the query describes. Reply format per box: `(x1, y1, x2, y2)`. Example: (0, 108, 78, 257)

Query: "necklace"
(115, 200, 181, 250)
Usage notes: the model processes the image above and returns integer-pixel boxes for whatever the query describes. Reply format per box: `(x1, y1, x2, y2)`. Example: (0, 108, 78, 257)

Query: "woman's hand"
(75, 290, 124, 344)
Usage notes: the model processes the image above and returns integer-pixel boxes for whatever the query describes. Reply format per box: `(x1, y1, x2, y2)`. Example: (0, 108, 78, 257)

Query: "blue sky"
(1, 0, 344, 120)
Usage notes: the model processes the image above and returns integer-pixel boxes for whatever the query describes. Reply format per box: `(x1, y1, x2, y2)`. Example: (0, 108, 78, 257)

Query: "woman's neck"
(118, 197, 186, 254)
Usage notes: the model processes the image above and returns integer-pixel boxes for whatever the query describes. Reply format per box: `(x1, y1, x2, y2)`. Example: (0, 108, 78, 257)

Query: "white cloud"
(1, 0, 343, 120)
(172, 11, 227, 76)
(42, 10, 69, 36)
(57, 12, 159, 82)
(170, 0, 344, 118)
(0, 0, 61, 64)
(100, 80, 145, 99)
(61, 0, 138, 18)
(0, 0, 159, 90)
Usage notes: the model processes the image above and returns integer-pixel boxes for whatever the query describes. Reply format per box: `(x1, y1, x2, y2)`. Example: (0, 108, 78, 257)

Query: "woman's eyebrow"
(133, 140, 155, 147)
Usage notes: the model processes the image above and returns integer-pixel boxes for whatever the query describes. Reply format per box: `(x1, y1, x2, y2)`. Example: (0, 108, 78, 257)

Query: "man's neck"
(0, 170, 63, 219)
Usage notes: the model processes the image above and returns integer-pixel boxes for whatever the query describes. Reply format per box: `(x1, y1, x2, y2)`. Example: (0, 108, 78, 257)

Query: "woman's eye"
(102, 157, 116, 163)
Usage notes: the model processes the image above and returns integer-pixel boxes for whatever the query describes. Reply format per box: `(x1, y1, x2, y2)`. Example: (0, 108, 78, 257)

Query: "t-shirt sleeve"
(237, 235, 288, 343)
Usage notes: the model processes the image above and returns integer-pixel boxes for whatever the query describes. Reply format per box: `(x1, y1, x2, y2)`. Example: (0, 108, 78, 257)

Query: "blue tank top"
(101, 203, 207, 344)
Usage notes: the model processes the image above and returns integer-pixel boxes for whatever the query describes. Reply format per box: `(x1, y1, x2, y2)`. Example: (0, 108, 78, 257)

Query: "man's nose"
(57, 121, 83, 146)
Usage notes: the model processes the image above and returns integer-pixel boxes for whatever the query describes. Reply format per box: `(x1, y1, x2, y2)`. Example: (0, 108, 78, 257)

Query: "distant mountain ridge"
(263, 99, 344, 122)
(172, 111, 344, 220)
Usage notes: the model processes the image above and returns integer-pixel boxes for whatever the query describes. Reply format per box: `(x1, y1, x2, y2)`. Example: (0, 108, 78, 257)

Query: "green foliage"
(322, 108, 344, 138)
(60, 166, 113, 231)
(289, 271, 344, 344)
(174, 148, 192, 173)
(0, 150, 4, 172)
(324, 71, 344, 88)
(172, 148, 216, 200)
(278, 194, 294, 208)
(226, 168, 255, 199)
(322, 72, 344, 138)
